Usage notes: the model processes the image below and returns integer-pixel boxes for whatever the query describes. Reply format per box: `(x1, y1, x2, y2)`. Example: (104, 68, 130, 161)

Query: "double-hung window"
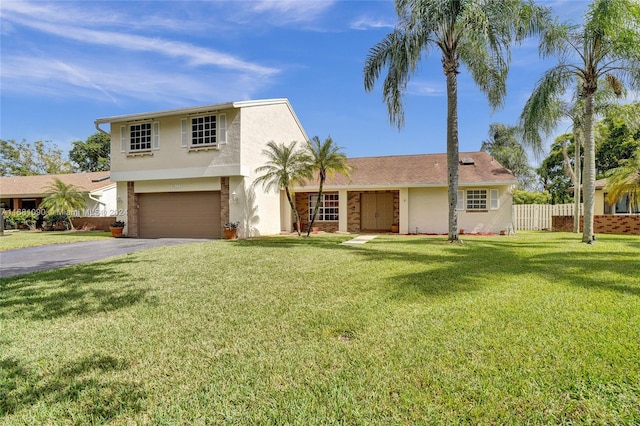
(309, 193, 339, 221)
(181, 114, 226, 149)
(120, 121, 160, 153)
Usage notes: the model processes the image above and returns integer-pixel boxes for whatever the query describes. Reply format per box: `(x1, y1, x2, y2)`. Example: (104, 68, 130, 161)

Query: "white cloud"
(407, 81, 445, 97)
(248, 0, 336, 23)
(1, 55, 266, 104)
(350, 16, 395, 31)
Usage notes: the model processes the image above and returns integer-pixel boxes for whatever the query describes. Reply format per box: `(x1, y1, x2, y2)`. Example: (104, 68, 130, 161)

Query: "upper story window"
(309, 193, 339, 221)
(120, 121, 159, 153)
(182, 114, 227, 149)
(130, 123, 152, 151)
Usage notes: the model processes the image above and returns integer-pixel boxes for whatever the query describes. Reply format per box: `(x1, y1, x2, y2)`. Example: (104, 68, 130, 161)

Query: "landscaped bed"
(1, 232, 638, 424)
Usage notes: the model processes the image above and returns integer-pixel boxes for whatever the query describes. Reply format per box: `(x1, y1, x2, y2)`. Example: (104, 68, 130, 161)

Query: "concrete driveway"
(0, 238, 211, 278)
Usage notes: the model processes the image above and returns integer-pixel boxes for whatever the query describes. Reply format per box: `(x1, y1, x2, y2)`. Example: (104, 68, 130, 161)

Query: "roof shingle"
(0, 171, 113, 198)
(299, 151, 517, 188)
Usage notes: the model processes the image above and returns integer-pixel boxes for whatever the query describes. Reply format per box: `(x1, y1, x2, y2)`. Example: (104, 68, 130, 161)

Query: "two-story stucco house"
(95, 99, 308, 238)
(96, 98, 517, 238)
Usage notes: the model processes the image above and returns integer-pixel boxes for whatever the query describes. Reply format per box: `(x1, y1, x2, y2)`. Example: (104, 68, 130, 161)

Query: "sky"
(0, 0, 612, 165)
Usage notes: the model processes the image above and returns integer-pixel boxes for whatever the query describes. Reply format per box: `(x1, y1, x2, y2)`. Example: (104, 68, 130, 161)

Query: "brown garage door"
(138, 191, 221, 238)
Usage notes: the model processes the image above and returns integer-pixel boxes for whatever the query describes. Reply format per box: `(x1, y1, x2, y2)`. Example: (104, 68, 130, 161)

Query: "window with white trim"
(309, 193, 339, 221)
(466, 189, 487, 210)
(130, 122, 152, 151)
(121, 121, 159, 153)
(184, 113, 227, 148)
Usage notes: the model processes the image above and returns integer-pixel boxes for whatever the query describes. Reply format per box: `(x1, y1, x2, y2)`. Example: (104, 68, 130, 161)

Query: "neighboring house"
(0, 171, 116, 216)
(94, 99, 308, 238)
(595, 179, 639, 214)
(291, 151, 518, 235)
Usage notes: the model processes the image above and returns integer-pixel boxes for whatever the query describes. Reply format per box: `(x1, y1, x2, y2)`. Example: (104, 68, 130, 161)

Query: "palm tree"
(604, 147, 640, 213)
(254, 141, 312, 237)
(481, 123, 534, 189)
(305, 136, 352, 237)
(39, 178, 86, 230)
(520, 0, 640, 243)
(523, 81, 621, 233)
(364, 0, 548, 242)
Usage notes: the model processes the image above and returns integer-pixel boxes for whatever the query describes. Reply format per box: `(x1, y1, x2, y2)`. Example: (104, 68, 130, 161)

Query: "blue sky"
(1, 0, 597, 163)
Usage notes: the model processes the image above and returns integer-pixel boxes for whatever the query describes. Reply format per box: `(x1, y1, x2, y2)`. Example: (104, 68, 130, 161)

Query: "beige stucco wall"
(595, 189, 606, 215)
(408, 185, 513, 234)
(238, 103, 308, 235)
(109, 108, 242, 182)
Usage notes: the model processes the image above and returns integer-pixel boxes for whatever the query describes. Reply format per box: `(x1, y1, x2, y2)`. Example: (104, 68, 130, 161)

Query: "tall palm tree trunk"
(446, 68, 460, 242)
(307, 175, 325, 237)
(573, 128, 582, 233)
(582, 93, 595, 242)
(286, 189, 302, 237)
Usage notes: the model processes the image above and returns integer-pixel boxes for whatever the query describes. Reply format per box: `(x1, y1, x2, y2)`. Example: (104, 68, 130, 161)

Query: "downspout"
(95, 121, 110, 136)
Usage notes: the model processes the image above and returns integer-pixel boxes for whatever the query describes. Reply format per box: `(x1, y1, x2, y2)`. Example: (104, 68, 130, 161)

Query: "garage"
(138, 191, 221, 238)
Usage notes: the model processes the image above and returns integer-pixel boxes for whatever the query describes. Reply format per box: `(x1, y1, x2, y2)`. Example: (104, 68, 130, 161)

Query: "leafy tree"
(512, 190, 551, 205)
(521, 0, 640, 243)
(254, 141, 312, 237)
(595, 102, 640, 177)
(604, 147, 640, 213)
(537, 135, 578, 205)
(305, 136, 351, 237)
(363, 0, 549, 242)
(480, 123, 535, 189)
(38, 178, 86, 230)
(69, 132, 111, 172)
(1, 139, 72, 176)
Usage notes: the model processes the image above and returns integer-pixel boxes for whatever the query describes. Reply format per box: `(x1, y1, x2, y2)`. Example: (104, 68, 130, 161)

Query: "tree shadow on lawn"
(0, 258, 156, 320)
(528, 251, 640, 296)
(349, 238, 640, 299)
(0, 353, 146, 422)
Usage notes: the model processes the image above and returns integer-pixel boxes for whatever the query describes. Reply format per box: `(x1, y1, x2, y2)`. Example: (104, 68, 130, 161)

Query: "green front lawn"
(1, 232, 639, 424)
(0, 230, 111, 251)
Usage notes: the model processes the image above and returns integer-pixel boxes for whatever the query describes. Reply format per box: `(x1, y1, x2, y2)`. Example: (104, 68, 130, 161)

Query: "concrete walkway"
(341, 234, 379, 245)
(0, 238, 210, 278)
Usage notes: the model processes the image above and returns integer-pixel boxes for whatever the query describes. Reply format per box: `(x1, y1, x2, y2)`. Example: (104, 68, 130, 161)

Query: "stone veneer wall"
(127, 182, 139, 237)
(220, 177, 229, 231)
(295, 190, 400, 233)
(552, 215, 640, 235)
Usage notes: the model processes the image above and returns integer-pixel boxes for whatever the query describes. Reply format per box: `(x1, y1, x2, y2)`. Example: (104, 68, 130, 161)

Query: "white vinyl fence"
(513, 203, 584, 231)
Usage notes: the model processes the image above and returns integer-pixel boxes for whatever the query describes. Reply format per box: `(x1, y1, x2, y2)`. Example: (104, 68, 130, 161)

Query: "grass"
(0, 230, 111, 251)
(1, 231, 639, 424)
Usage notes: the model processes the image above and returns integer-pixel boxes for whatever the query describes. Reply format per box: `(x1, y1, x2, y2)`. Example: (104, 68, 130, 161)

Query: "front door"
(361, 192, 394, 231)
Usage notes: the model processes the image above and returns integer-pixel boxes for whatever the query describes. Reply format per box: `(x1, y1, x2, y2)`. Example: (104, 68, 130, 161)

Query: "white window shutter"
(490, 189, 499, 209)
(120, 125, 127, 152)
(218, 114, 227, 144)
(181, 119, 188, 147)
(456, 190, 464, 210)
(152, 121, 160, 150)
